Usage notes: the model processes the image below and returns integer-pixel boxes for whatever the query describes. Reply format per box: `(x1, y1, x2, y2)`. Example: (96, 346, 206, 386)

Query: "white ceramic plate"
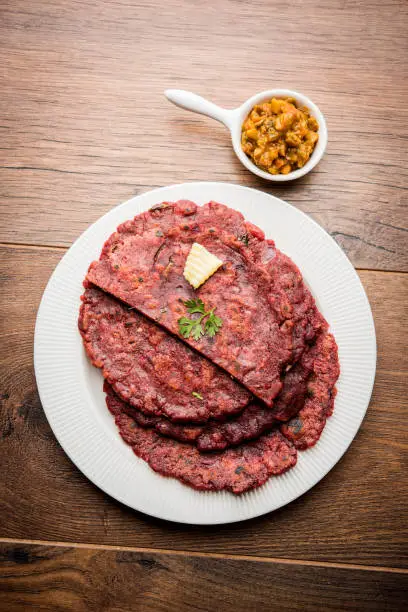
(34, 182, 376, 525)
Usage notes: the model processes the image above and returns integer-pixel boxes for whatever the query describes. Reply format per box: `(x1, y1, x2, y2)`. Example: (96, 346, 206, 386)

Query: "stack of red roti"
(79, 200, 339, 494)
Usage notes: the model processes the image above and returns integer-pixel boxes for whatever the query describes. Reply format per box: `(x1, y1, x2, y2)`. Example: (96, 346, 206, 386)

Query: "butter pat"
(184, 243, 223, 289)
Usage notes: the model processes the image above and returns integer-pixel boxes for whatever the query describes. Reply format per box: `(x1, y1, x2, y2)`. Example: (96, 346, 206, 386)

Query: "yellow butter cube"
(184, 243, 223, 289)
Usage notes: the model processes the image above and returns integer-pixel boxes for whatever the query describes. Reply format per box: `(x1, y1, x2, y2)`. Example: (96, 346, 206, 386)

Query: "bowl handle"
(164, 89, 234, 129)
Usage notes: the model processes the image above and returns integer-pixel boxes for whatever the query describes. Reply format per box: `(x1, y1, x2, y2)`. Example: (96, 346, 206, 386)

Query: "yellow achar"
(241, 98, 319, 175)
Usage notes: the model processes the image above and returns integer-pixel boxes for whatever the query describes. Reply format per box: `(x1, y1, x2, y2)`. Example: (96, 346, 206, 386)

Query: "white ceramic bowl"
(165, 88, 328, 182)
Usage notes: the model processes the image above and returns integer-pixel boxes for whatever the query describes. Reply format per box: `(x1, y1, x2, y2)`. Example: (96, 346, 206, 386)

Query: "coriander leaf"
(178, 317, 194, 338)
(178, 316, 192, 326)
(205, 313, 223, 337)
(211, 314, 223, 329)
(184, 298, 205, 315)
(205, 324, 217, 338)
(191, 322, 204, 341)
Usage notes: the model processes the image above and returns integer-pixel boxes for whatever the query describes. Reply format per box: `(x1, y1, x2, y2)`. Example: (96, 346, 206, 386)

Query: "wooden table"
(1, 1, 407, 609)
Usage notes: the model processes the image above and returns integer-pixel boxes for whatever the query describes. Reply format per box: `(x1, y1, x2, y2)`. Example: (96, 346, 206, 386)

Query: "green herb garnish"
(178, 298, 222, 341)
(238, 233, 249, 246)
(192, 391, 203, 400)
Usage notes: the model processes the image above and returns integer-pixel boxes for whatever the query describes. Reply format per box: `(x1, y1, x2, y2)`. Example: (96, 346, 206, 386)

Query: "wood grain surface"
(1, 0, 407, 609)
(0, 542, 407, 612)
(1, 0, 407, 270)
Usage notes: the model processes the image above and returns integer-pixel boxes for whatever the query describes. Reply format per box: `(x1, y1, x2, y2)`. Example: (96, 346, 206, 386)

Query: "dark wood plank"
(0, 542, 407, 612)
(0, 245, 407, 567)
(0, 0, 407, 270)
